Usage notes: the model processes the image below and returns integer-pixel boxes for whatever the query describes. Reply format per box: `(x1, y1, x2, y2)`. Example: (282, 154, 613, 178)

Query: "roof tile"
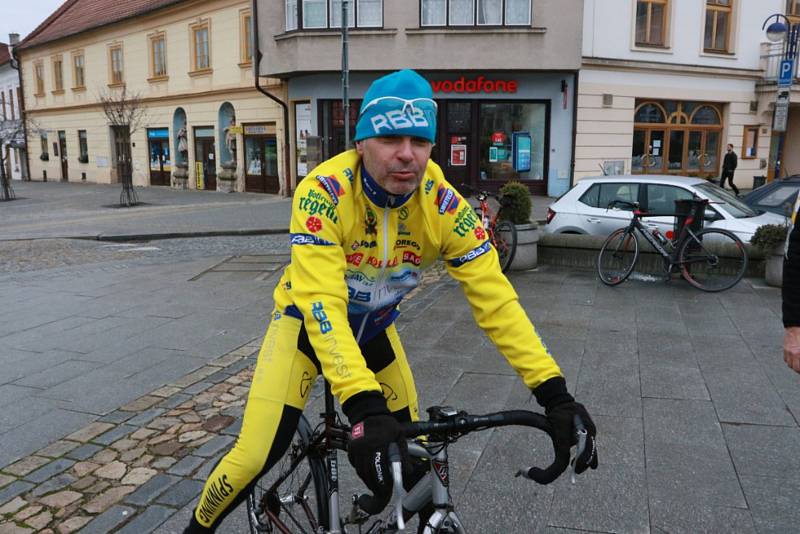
(19, 0, 186, 50)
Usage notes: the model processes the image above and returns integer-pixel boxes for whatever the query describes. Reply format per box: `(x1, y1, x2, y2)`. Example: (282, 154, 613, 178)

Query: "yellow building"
(16, 0, 287, 194)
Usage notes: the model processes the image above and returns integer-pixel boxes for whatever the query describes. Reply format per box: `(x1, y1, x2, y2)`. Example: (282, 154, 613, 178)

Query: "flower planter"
(510, 222, 539, 271)
(765, 250, 784, 288)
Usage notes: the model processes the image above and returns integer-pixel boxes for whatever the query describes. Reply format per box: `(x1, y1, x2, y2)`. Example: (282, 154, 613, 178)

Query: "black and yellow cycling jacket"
(274, 149, 563, 406)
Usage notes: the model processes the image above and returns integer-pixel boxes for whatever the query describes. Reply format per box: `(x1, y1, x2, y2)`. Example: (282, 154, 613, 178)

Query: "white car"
(544, 175, 786, 243)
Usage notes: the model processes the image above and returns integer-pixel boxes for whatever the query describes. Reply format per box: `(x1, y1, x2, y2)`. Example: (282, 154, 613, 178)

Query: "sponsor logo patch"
(474, 227, 486, 240)
(364, 207, 378, 235)
(316, 174, 344, 205)
(311, 301, 333, 334)
(352, 422, 365, 439)
(449, 241, 492, 267)
(290, 233, 334, 246)
(402, 251, 422, 266)
(453, 205, 480, 237)
(436, 185, 460, 215)
(306, 216, 323, 233)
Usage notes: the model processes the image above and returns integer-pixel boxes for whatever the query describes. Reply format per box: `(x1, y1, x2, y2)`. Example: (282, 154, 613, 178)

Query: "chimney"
(9, 33, 20, 46)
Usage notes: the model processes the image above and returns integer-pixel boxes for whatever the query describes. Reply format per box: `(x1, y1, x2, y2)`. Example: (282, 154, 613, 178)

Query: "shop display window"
(478, 102, 545, 181)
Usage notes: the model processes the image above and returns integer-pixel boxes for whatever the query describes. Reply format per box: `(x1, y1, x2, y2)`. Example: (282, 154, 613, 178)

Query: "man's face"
(727, 145, 733, 152)
(356, 136, 433, 196)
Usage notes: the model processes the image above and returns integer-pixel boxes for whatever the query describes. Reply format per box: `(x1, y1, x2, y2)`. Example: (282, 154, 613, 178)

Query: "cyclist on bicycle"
(184, 69, 598, 533)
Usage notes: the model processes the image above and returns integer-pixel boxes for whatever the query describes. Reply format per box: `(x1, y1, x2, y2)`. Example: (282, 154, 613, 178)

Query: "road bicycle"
(246, 382, 579, 533)
(460, 185, 517, 272)
(596, 198, 748, 292)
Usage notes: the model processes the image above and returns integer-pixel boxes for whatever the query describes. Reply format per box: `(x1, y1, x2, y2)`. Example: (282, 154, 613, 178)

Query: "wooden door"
(58, 130, 68, 182)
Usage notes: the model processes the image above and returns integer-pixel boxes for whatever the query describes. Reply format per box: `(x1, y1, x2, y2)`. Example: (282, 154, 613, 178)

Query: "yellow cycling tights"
(185, 313, 419, 532)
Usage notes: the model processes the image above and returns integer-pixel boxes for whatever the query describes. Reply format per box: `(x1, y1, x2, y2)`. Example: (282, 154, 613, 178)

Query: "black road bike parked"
(596, 198, 748, 292)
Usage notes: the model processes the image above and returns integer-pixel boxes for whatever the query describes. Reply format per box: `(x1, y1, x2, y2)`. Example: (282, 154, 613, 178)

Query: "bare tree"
(98, 86, 150, 206)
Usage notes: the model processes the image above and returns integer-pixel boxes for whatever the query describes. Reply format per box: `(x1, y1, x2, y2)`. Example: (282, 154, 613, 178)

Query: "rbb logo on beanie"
(355, 70, 438, 144)
(369, 102, 431, 136)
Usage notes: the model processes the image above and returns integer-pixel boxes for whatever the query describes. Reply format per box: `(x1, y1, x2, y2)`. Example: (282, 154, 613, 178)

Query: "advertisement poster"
(489, 146, 498, 163)
(451, 144, 466, 166)
(512, 132, 532, 173)
(295, 102, 312, 177)
(196, 162, 204, 190)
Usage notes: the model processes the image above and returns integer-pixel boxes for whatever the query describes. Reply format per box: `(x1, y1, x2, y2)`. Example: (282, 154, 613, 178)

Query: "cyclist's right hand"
(343, 392, 407, 512)
(347, 414, 406, 508)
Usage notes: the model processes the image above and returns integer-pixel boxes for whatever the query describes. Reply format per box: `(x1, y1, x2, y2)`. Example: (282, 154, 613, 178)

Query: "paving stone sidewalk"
(0, 339, 261, 533)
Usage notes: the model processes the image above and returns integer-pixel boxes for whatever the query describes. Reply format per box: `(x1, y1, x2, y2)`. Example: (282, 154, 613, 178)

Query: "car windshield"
(695, 183, 758, 218)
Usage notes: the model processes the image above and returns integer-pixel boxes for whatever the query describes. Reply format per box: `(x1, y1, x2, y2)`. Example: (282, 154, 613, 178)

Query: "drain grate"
(191, 254, 290, 282)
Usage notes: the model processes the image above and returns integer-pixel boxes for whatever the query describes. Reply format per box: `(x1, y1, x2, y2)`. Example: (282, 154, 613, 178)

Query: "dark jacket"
(723, 151, 738, 172)
(784, 200, 800, 327)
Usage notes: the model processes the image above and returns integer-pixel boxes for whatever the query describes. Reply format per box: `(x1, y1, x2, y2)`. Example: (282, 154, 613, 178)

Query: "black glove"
(533, 377, 598, 474)
(343, 392, 407, 511)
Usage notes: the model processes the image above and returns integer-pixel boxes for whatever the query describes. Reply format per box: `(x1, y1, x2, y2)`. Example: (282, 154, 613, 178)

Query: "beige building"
(577, 0, 786, 188)
(256, 0, 583, 197)
(16, 0, 286, 194)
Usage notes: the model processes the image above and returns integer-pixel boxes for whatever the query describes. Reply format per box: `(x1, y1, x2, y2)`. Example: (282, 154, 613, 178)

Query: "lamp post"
(342, 0, 351, 151)
(763, 13, 800, 180)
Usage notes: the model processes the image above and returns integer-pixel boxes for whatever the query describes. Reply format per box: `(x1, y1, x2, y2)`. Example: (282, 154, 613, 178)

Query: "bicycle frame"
(624, 208, 705, 268)
(259, 386, 466, 534)
(474, 193, 502, 246)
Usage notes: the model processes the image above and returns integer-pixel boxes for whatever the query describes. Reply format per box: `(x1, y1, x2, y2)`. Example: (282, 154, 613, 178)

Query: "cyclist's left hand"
(533, 377, 598, 474)
(546, 401, 598, 474)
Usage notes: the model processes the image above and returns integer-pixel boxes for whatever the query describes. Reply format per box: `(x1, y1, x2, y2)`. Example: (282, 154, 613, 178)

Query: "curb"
(0, 229, 290, 243)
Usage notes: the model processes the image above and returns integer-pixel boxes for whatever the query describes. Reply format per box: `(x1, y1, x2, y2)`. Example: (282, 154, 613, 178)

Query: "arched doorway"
(632, 100, 723, 178)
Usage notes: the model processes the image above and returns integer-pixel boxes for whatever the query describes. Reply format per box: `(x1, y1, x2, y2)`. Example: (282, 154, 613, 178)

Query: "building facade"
(1, 39, 27, 181)
(16, 0, 286, 194)
(577, 0, 787, 188)
(256, 0, 583, 197)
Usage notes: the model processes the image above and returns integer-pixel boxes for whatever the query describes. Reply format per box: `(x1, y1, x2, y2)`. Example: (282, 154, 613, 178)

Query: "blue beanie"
(354, 69, 437, 143)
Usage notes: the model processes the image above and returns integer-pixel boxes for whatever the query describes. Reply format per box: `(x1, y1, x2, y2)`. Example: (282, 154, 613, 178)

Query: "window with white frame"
(421, 0, 530, 27)
(286, 0, 382, 30)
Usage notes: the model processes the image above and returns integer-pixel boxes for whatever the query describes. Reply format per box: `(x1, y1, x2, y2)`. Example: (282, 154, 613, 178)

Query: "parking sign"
(779, 59, 795, 87)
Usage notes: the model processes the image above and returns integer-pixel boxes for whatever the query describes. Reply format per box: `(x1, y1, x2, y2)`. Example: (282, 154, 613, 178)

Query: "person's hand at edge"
(785, 326, 800, 373)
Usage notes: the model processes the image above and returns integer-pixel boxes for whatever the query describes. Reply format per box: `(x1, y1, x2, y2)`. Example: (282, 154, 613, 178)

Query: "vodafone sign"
(429, 76, 518, 94)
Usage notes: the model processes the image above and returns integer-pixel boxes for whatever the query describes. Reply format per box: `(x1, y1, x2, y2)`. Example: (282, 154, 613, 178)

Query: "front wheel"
(493, 220, 517, 273)
(678, 228, 748, 292)
(247, 415, 329, 534)
(597, 228, 639, 286)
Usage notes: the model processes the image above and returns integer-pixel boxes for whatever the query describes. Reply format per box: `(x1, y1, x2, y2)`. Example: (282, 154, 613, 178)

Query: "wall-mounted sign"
(489, 146, 498, 163)
(451, 144, 466, 166)
(96, 156, 109, 168)
(147, 128, 169, 139)
(512, 132, 532, 173)
(244, 124, 276, 136)
(430, 76, 518, 94)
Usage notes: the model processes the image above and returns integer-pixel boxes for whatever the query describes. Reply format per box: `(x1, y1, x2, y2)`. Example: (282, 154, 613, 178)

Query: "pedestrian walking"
(784, 195, 800, 372)
(719, 144, 739, 196)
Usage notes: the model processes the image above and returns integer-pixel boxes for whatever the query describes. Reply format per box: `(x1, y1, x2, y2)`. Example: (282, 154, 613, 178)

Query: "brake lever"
(388, 443, 406, 531)
(570, 414, 588, 485)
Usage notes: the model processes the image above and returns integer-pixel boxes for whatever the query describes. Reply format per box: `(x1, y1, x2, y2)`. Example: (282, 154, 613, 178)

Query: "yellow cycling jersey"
(274, 149, 563, 405)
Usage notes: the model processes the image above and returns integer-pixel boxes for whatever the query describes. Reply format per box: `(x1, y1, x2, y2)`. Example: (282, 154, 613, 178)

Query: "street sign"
(774, 89, 791, 132)
(779, 58, 795, 87)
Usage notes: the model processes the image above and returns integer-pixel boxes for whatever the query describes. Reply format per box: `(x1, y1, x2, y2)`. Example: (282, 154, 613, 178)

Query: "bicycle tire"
(597, 228, 639, 286)
(247, 415, 329, 534)
(493, 220, 517, 273)
(678, 228, 748, 292)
